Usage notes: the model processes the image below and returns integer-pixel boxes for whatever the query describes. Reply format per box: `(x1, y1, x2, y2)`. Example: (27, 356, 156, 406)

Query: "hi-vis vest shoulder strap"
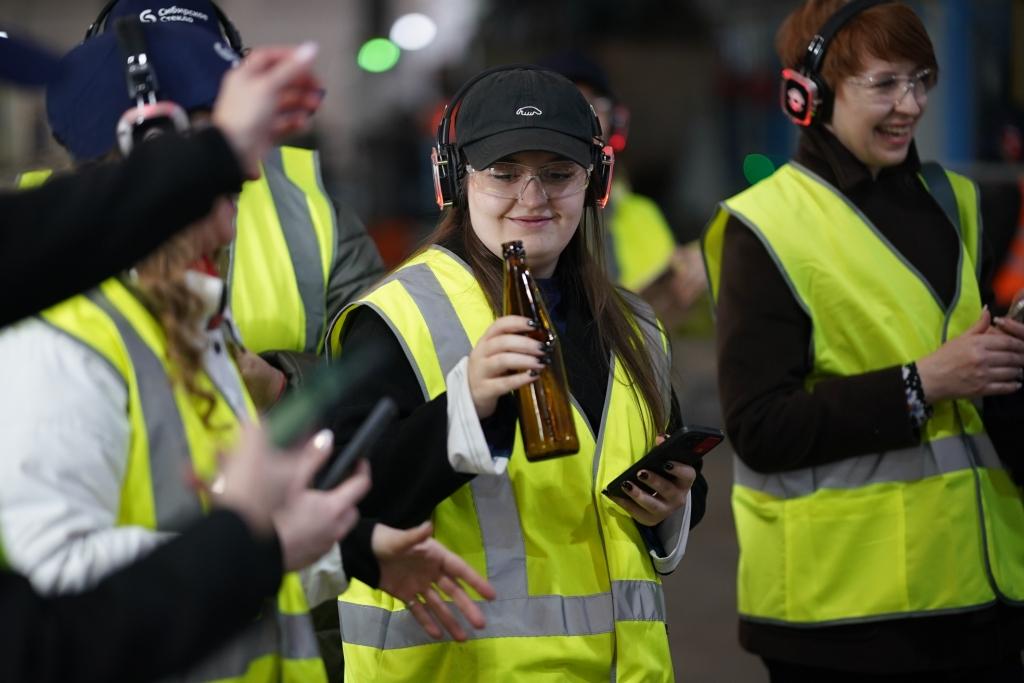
(40, 279, 327, 683)
(329, 246, 674, 683)
(14, 147, 338, 356)
(229, 146, 338, 355)
(701, 162, 1024, 627)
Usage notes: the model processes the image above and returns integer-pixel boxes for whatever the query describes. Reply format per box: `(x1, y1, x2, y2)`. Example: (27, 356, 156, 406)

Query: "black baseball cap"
(456, 67, 597, 171)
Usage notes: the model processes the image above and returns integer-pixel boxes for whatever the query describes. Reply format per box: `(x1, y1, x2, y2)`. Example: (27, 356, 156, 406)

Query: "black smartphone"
(602, 424, 723, 500)
(313, 397, 397, 490)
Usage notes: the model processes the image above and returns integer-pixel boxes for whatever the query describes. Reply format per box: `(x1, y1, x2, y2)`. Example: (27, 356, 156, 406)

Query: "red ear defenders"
(432, 64, 615, 210)
(780, 0, 893, 127)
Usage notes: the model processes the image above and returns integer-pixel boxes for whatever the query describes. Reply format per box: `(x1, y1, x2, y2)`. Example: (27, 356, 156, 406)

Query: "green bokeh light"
(742, 153, 777, 186)
(357, 38, 401, 73)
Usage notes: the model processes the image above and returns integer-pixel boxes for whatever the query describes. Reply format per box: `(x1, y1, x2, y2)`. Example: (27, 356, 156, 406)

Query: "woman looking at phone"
(327, 66, 708, 681)
(702, 1, 1024, 680)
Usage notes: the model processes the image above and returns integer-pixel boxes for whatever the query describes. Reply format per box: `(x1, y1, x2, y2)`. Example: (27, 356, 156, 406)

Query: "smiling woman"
(326, 65, 710, 682)
(701, 0, 1024, 681)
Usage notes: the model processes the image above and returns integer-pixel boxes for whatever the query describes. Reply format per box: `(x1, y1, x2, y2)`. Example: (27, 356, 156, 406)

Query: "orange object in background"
(992, 179, 1024, 309)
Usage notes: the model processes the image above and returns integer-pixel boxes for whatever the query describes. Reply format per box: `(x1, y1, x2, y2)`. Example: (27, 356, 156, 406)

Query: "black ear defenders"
(780, 0, 892, 126)
(113, 17, 189, 156)
(86, 0, 245, 56)
(432, 64, 615, 211)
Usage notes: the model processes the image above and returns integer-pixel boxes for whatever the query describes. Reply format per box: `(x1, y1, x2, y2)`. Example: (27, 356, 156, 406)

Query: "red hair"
(776, 0, 938, 89)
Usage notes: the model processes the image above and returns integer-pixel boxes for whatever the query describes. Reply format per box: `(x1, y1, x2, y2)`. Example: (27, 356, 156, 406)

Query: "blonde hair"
(133, 233, 220, 427)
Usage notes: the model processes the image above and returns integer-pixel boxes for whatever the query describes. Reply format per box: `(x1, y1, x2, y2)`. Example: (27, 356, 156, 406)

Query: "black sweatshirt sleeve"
(330, 307, 473, 529)
(716, 218, 918, 473)
(1, 509, 281, 683)
(0, 127, 245, 327)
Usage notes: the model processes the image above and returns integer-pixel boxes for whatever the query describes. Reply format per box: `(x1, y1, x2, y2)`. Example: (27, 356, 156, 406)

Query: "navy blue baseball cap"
(95, 0, 238, 47)
(47, 19, 239, 160)
(0, 28, 62, 87)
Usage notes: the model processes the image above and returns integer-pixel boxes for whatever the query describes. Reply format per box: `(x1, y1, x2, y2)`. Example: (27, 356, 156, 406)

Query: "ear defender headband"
(432, 64, 615, 211)
(780, 0, 893, 126)
(113, 17, 189, 155)
(86, 0, 245, 55)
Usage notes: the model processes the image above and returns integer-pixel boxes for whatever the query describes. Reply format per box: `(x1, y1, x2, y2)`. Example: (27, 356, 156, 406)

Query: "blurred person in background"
(327, 65, 706, 682)
(0, 19, 492, 683)
(18, 0, 384, 411)
(701, 0, 1024, 680)
(541, 50, 709, 327)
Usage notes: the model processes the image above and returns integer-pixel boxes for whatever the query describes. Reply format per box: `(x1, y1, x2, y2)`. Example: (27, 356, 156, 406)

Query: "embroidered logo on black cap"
(515, 106, 542, 116)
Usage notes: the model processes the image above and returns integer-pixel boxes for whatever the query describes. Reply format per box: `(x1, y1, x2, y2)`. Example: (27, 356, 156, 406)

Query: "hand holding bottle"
(467, 315, 545, 418)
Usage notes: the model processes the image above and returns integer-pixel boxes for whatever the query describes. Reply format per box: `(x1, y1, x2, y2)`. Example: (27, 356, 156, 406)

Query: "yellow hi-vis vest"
(327, 246, 675, 683)
(701, 161, 1024, 627)
(228, 146, 338, 354)
(606, 183, 676, 292)
(40, 278, 328, 683)
(17, 145, 338, 355)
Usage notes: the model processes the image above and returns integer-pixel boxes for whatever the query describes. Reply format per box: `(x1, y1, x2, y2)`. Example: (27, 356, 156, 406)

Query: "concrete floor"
(662, 337, 767, 682)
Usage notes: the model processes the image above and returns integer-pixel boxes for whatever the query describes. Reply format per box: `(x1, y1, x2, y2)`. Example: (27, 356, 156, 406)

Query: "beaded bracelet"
(902, 361, 934, 430)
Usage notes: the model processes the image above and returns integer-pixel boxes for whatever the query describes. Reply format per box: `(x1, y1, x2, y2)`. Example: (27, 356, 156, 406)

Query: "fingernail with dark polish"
(538, 342, 548, 352)
(638, 470, 650, 481)
(541, 354, 552, 365)
(622, 481, 634, 492)
(529, 369, 540, 377)
(663, 462, 674, 471)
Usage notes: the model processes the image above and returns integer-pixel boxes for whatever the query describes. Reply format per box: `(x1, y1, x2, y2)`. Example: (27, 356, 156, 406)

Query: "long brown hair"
(424, 180, 667, 435)
(132, 234, 219, 427)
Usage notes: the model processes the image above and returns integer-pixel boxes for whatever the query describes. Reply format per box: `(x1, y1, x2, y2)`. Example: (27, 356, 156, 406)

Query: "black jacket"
(0, 510, 282, 683)
(1, 127, 244, 328)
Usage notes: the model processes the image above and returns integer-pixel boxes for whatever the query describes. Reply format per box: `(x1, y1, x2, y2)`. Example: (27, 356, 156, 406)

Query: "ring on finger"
(405, 595, 422, 609)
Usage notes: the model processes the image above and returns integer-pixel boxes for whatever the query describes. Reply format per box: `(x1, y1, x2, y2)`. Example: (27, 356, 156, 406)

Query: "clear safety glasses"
(467, 161, 591, 201)
(846, 68, 935, 107)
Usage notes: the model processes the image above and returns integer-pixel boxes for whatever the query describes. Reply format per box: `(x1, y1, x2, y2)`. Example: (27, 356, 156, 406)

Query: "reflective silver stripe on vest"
(263, 147, 326, 353)
(88, 291, 203, 532)
(734, 432, 1003, 500)
(175, 606, 320, 681)
(339, 580, 664, 650)
(392, 261, 530, 598)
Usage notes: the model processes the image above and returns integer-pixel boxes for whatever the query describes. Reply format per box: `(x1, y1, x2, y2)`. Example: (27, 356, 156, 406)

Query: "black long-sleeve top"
(334, 243, 708, 585)
(717, 125, 1024, 672)
(1, 510, 282, 683)
(1, 127, 245, 328)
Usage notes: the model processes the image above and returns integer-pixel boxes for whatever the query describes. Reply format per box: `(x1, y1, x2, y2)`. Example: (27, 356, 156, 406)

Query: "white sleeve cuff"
(445, 356, 508, 476)
(650, 489, 692, 574)
(298, 544, 348, 608)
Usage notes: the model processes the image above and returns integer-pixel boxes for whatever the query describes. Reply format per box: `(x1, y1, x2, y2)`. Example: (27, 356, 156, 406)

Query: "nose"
(893, 79, 925, 114)
(517, 175, 549, 206)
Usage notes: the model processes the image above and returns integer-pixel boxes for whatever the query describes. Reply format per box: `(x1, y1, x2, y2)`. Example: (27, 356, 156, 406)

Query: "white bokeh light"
(389, 13, 437, 51)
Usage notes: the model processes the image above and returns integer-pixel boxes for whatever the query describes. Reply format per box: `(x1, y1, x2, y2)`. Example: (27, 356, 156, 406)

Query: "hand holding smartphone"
(602, 425, 723, 500)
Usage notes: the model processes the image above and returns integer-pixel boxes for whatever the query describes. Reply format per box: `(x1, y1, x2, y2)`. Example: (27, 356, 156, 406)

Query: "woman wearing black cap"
(702, 0, 1024, 680)
(326, 65, 707, 682)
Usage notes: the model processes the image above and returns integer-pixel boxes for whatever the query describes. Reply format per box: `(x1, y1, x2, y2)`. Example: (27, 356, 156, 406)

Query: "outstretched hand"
(211, 43, 324, 179)
(373, 521, 497, 641)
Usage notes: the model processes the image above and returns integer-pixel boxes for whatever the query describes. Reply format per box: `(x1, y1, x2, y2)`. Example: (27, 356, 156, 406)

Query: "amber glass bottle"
(501, 240, 579, 460)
